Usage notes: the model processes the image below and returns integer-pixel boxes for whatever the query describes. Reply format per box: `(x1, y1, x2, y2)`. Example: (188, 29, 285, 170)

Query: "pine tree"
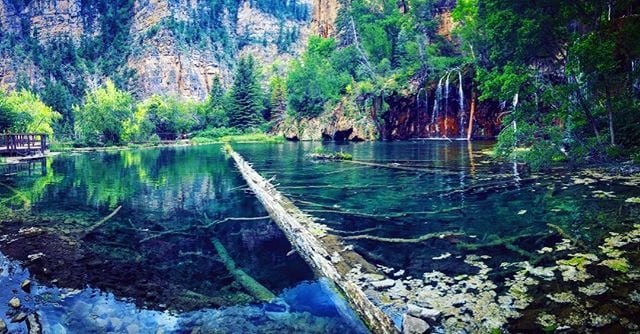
(228, 56, 264, 129)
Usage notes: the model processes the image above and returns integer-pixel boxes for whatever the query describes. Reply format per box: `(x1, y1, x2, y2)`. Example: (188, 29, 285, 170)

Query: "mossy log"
(228, 147, 399, 334)
(212, 237, 276, 302)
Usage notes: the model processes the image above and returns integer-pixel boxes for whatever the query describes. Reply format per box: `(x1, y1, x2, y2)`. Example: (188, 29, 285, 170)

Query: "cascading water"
(444, 72, 451, 137)
(432, 76, 444, 135)
(458, 70, 465, 138)
(428, 68, 466, 139)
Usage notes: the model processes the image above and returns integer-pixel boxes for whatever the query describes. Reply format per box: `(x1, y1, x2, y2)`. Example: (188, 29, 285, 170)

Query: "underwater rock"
(21, 279, 32, 293)
(0, 320, 6, 334)
(524, 262, 556, 281)
(26, 314, 42, 334)
(536, 313, 557, 331)
(371, 279, 396, 290)
(402, 314, 430, 334)
(27, 252, 45, 262)
(18, 227, 46, 238)
(407, 303, 441, 322)
(11, 312, 28, 323)
(432, 253, 451, 260)
(588, 313, 615, 328)
(625, 197, 640, 204)
(9, 297, 21, 309)
(579, 282, 608, 296)
(394, 270, 405, 277)
(547, 292, 577, 304)
(599, 258, 630, 273)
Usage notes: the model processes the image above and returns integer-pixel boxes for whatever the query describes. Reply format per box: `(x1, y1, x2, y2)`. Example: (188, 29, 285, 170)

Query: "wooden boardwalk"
(0, 133, 49, 156)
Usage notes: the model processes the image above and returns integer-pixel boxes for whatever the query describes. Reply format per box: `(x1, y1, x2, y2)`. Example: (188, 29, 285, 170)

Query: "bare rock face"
(26, 0, 86, 41)
(275, 101, 378, 141)
(237, 1, 310, 66)
(311, 0, 338, 37)
(130, 0, 171, 35)
(128, 29, 230, 100)
(0, 0, 314, 99)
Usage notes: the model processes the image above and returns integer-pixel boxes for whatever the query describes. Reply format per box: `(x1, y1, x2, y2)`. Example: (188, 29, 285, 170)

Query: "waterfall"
(432, 76, 444, 134)
(444, 72, 451, 137)
(458, 70, 465, 138)
(512, 93, 519, 144)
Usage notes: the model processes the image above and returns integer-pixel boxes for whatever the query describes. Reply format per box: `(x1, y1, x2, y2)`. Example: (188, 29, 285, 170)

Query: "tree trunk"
(605, 87, 615, 146)
(467, 90, 476, 140)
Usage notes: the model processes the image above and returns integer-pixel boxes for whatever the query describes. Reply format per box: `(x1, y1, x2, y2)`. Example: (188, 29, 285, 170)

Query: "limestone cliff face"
(276, 100, 378, 141)
(0, 0, 314, 99)
(0, 0, 90, 40)
(311, 0, 338, 37)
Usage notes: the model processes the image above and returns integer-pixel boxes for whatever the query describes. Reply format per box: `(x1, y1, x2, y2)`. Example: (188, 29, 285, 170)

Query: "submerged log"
(342, 231, 465, 244)
(227, 146, 398, 334)
(212, 237, 276, 302)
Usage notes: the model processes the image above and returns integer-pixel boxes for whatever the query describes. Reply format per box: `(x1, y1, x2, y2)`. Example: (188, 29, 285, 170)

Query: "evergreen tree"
(269, 76, 287, 122)
(203, 76, 229, 128)
(228, 56, 264, 129)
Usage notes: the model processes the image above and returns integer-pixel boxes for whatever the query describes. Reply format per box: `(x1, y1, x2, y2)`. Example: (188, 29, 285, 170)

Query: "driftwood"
(228, 146, 398, 334)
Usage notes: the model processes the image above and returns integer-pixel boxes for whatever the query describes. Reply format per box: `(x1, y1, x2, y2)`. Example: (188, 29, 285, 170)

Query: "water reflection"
(0, 145, 312, 312)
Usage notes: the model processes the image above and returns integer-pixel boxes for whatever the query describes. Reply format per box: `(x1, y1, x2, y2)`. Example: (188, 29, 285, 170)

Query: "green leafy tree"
(268, 76, 287, 122)
(140, 95, 200, 139)
(287, 37, 349, 118)
(73, 80, 135, 145)
(2, 89, 61, 136)
(228, 56, 264, 129)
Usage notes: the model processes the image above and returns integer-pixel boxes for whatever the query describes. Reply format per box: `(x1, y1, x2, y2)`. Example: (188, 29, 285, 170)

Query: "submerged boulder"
(403, 314, 430, 334)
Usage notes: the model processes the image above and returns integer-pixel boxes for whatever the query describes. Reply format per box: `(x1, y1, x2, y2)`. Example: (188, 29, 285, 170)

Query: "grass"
(191, 132, 285, 144)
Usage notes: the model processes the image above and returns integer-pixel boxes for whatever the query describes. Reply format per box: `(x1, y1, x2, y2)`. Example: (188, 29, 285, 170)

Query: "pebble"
(394, 270, 405, 277)
(9, 297, 21, 309)
(403, 314, 430, 334)
(0, 319, 6, 334)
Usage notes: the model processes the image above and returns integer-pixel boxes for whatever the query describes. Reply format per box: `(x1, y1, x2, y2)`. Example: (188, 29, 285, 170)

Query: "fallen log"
(227, 146, 399, 334)
(212, 237, 276, 302)
(342, 231, 466, 244)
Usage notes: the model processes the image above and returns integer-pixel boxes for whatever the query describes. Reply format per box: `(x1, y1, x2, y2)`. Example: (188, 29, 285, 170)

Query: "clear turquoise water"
(0, 145, 368, 333)
(1, 141, 639, 332)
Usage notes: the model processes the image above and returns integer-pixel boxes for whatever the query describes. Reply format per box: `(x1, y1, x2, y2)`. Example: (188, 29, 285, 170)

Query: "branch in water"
(342, 231, 465, 243)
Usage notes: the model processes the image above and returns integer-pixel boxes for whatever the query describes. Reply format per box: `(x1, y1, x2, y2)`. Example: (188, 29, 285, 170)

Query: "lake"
(1, 141, 639, 333)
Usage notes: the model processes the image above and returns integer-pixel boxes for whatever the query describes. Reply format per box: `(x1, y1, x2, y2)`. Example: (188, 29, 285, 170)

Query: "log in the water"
(212, 237, 276, 302)
(227, 146, 398, 334)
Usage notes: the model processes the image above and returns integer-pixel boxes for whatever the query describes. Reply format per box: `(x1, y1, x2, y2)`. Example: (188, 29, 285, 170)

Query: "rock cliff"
(0, 0, 313, 99)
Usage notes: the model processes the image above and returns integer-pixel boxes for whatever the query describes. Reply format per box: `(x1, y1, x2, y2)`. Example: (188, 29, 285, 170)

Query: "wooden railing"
(0, 133, 49, 156)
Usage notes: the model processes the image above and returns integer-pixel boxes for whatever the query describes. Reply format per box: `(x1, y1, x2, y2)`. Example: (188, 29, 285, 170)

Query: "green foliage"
(459, 0, 640, 168)
(268, 76, 287, 122)
(191, 128, 283, 144)
(0, 89, 61, 136)
(287, 37, 350, 118)
(139, 95, 199, 140)
(228, 56, 265, 129)
(201, 77, 229, 128)
(73, 80, 135, 145)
